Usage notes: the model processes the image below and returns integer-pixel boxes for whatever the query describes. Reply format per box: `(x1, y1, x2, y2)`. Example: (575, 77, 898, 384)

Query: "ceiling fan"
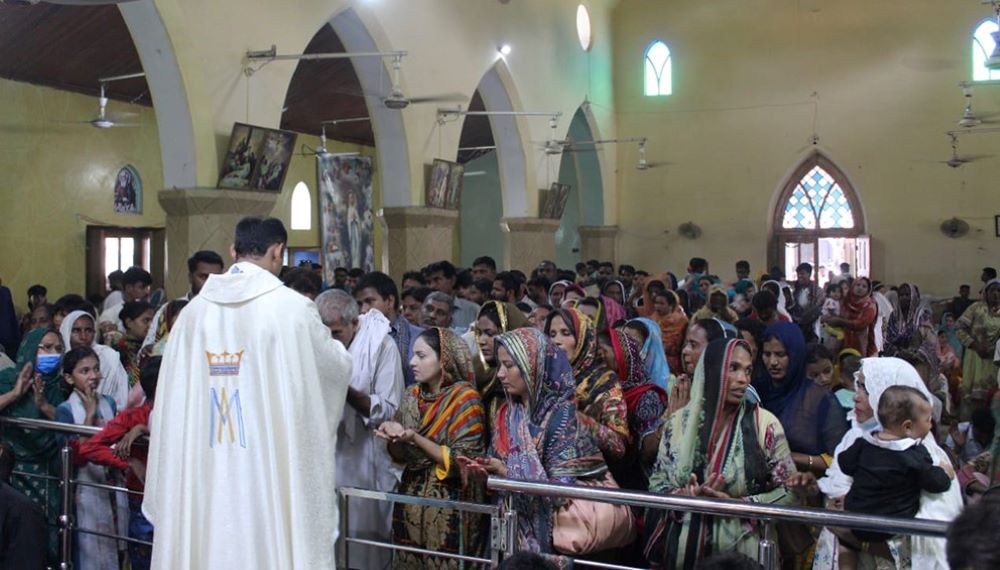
(57, 83, 139, 129)
(941, 134, 990, 168)
(379, 55, 466, 110)
(957, 83, 1000, 128)
(296, 119, 367, 158)
(529, 116, 571, 155)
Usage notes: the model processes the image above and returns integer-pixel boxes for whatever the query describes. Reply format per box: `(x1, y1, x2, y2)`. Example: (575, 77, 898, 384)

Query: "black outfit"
(0, 482, 47, 570)
(950, 296, 974, 320)
(839, 437, 952, 542)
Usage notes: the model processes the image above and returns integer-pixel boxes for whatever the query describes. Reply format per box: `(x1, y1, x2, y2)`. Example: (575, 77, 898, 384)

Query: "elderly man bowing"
(317, 289, 404, 570)
(143, 217, 352, 570)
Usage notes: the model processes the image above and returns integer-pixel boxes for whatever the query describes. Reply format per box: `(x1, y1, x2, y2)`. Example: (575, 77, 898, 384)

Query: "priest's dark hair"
(234, 216, 288, 257)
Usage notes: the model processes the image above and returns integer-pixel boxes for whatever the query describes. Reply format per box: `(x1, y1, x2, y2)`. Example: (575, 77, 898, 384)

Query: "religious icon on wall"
(540, 182, 571, 219)
(426, 158, 455, 208)
(318, 155, 375, 279)
(444, 162, 465, 210)
(217, 122, 297, 191)
(113, 164, 142, 214)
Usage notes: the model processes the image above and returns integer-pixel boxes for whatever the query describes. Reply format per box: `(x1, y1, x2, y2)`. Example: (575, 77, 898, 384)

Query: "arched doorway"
(770, 153, 868, 284)
(555, 106, 605, 267)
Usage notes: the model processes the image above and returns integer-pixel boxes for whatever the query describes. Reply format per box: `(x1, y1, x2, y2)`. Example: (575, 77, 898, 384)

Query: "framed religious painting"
(217, 123, 297, 191)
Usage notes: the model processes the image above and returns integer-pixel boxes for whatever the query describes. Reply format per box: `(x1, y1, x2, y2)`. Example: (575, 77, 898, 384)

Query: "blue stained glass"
(782, 166, 854, 230)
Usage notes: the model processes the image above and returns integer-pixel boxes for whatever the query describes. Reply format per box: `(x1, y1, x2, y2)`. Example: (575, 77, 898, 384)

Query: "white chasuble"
(143, 261, 352, 569)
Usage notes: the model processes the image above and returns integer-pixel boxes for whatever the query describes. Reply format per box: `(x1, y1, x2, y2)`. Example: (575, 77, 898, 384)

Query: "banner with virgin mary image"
(318, 155, 375, 282)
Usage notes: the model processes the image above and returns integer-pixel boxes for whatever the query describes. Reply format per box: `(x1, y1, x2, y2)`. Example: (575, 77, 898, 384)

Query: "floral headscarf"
(493, 328, 605, 555)
(435, 327, 476, 389)
(628, 318, 671, 391)
(548, 308, 618, 408)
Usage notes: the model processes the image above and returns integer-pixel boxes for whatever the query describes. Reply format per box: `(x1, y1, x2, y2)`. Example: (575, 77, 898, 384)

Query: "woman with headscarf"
(755, 322, 849, 476)
(111, 301, 154, 401)
(471, 300, 529, 421)
(376, 328, 487, 569)
(59, 310, 130, 412)
(812, 357, 962, 570)
(545, 308, 630, 462)
(601, 328, 667, 490)
(548, 280, 572, 308)
(463, 328, 631, 564)
(650, 290, 688, 374)
(955, 279, 1000, 420)
(761, 280, 793, 322)
(883, 283, 939, 380)
(823, 276, 878, 357)
(624, 318, 671, 391)
(691, 284, 739, 324)
(602, 280, 628, 309)
(0, 327, 68, 563)
(644, 338, 796, 568)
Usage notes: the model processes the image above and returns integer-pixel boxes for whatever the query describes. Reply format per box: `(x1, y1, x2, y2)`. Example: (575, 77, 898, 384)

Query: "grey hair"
(424, 291, 456, 312)
(315, 289, 359, 325)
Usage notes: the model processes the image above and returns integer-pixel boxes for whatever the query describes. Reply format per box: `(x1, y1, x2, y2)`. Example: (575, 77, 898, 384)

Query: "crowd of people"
(2, 221, 1000, 569)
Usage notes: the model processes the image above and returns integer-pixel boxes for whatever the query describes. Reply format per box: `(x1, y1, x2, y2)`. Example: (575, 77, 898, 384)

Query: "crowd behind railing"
(3, 223, 1000, 569)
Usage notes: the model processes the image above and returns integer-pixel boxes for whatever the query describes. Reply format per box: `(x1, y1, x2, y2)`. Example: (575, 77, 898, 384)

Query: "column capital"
(500, 217, 561, 233)
(158, 187, 278, 217)
(379, 206, 460, 229)
(578, 225, 620, 237)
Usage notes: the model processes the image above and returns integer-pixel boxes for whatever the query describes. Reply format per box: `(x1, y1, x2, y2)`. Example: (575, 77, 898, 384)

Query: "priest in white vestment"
(143, 217, 352, 570)
(316, 290, 404, 570)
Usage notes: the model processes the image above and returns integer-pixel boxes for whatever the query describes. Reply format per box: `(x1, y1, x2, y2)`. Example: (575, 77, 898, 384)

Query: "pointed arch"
(770, 154, 866, 281)
(644, 40, 672, 96)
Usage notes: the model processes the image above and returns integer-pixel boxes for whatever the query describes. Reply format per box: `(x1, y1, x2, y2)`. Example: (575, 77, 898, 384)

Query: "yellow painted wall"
(0, 79, 163, 314)
(613, 0, 1000, 295)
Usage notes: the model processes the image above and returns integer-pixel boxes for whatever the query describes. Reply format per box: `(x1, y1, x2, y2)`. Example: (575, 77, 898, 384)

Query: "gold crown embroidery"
(205, 350, 245, 376)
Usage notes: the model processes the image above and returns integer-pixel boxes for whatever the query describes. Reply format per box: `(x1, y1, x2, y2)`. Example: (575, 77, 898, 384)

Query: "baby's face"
(906, 400, 934, 439)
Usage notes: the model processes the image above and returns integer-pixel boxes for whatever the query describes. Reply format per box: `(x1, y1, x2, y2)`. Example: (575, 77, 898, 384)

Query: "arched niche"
(476, 61, 529, 218)
(555, 106, 605, 267)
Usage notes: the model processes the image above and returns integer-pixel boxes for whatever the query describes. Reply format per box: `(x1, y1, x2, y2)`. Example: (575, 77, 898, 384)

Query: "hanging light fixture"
(986, 2, 1000, 69)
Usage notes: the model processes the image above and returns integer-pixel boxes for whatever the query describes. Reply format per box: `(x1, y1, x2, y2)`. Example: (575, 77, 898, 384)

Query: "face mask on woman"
(35, 354, 62, 375)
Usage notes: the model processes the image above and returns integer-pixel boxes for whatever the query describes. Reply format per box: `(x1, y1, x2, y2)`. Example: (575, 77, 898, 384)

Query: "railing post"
(337, 489, 349, 569)
(757, 522, 777, 570)
(58, 444, 74, 570)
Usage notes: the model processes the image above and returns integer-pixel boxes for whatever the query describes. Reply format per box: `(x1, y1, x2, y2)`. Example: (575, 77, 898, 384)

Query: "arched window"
(644, 41, 672, 96)
(290, 181, 311, 230)
(770, 155, 867, 284)
(973, 19, 1000, 82)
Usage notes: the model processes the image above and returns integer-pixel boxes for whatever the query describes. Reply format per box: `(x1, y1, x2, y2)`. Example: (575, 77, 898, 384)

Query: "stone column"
(158, 188, 278, 297)
(501, 217, 560, 273)
(578, 225, 619, 263)
(378, 207, 459, 283)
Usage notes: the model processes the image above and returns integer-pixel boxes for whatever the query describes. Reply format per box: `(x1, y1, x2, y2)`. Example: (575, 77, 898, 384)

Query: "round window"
(576, 4, 592, 51)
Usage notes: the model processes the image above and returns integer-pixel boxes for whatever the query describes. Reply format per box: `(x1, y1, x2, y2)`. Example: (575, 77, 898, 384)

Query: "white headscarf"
(59, 310, 129, 411)
(816, 357, 961, 570)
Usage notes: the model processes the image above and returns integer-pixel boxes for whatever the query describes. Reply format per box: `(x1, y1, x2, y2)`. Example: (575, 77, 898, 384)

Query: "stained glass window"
(644, 41, 672, 96)
(973, 20, 1000, 82)
(781, 166, 854, 230)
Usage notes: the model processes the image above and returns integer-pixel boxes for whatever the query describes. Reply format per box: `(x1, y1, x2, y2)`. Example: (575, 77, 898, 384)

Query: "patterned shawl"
(883, 282, 940, 380)
(398, 328, 484, 475)
(551, 308, 618, 409)
(654, 290, 689, 373)
(609, 328, 666, 440)
(629, 318, 671, 391)
(645, 339, 771, 567)
(492, 328, 606, 554)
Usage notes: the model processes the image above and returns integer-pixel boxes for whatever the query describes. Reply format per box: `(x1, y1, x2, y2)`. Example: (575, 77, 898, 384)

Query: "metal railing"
(0, 416, 152, 570)
(2, 416, 955, 570)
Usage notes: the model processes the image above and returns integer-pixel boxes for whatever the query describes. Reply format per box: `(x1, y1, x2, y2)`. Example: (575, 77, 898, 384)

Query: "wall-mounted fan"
(939, 217, 970, 238)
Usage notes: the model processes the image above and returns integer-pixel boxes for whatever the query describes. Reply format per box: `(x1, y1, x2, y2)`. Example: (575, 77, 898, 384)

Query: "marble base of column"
(378, 207, 459, 282)
(501, 217, 561, 273)
(578, 225, 619, 263)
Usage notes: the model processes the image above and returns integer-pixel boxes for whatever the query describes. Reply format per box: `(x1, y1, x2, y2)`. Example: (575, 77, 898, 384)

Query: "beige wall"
(613, 0, 1000, 295)
(0, 79, 163, 313)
